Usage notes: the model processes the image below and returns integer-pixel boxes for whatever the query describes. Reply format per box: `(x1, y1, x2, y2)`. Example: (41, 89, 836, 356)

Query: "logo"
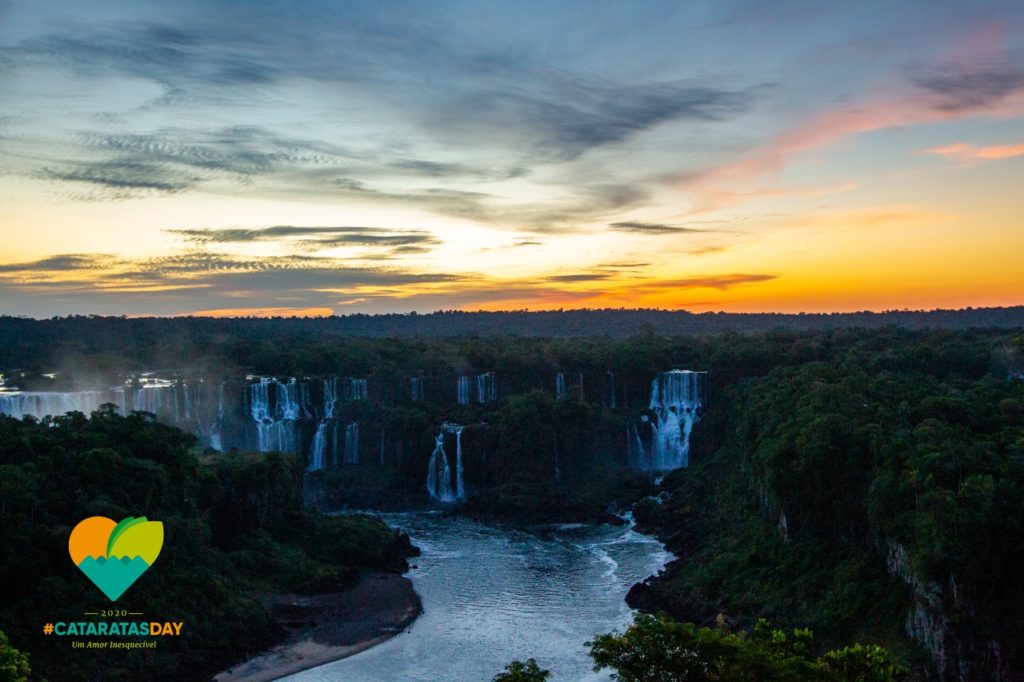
(68, 516, 163, 601)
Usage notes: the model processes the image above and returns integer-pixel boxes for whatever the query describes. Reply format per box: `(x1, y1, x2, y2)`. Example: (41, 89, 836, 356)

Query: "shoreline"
(213, 571, 422, 682)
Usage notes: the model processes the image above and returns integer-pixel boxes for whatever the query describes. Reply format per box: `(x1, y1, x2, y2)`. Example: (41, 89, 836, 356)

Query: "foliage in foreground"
(0, 410, 413, 681)
(586, 614, 907, 682)
(492, 657, 551, 681)
(0, 631, 29, 682)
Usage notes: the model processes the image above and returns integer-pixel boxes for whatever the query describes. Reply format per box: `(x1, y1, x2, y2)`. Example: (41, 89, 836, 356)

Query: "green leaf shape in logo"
(69, 515, 164, 602)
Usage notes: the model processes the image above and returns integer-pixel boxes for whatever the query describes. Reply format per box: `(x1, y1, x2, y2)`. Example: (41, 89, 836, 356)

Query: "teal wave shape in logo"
(76, 556, 152, 602)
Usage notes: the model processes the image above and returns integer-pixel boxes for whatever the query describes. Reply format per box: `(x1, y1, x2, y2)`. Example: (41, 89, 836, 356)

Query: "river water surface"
(286, 512, 672, 682)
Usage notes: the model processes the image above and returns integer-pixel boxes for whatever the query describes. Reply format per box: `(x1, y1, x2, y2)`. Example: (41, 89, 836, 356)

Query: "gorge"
(1, 321, 1022, 680)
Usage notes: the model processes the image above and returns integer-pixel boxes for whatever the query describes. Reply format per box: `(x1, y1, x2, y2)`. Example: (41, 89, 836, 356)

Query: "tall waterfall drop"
(476, 372, 497, 403)
(640, 370, 706, 471)
(343, 378, 368, 401)
(248, 377, 310, 453)
(410, 377, 424, 401)
(427, 431, 454, 501)
(457, 376, 471, 405)
(323, 378, 338, 418)
(308, 421, 329, 472)
(343, 422, 360, 464)
(458, 373, 497, 405)
(555, 372, 566, 399)
(426, 423, 465, 502)
(453, 425, 465, 501)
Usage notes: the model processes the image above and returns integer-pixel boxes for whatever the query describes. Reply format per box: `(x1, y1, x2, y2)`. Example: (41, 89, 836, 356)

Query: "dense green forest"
(0, 410, 415, 681)
(630, 334, 1024, 681)
(1, 315, 1022, 680)
(2, 307, 1024, 370)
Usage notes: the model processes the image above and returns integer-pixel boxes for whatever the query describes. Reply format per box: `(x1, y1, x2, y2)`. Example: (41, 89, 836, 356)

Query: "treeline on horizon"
(3, 306, 1024, 378)
(1, 305, 1023, 345)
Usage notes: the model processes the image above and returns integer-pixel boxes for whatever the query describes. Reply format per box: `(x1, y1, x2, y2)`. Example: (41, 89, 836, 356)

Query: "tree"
(0, 631, 30, 682)
(588, 614, 907, 682)
(492, 658, 551, 681)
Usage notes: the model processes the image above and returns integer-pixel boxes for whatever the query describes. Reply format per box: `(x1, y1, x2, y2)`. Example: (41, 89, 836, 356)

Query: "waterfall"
(323, 378, 338, 418)
(343, 422, 360, 464)
(426, 423, 466, 502)
(555, 372, 566, 399)
(641, 370, 706, 471)
(308, 421, 329, 472)
(457, 376, 471, 405)
(249, 377, 298, 453)
(476, 372, 497, 403)
(278, 379, 302, 420)
(410, 377, 424, 401)
(342, 378, 368, 401)
(607, 371, 616, 408)
(426, 431, 454, 502)
(626, 420, 648, 469)
(454, 425, 465, 501)
(132, 385, 175, 415)
(0, 391, 115, 419)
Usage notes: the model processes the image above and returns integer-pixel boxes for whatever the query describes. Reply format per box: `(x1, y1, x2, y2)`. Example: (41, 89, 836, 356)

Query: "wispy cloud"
(913, 65, 1024, 112)
(671, 34, 1024, 212)
(609, 221, 715, 235)
(925, 141, 1024, 162)
(168, 225, 440, 254)
(0, 254, 110, 273)
(545, 273, 612, 283)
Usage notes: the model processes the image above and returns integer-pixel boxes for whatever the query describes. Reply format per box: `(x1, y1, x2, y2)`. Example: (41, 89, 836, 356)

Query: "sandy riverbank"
(213, 571, 421, 682)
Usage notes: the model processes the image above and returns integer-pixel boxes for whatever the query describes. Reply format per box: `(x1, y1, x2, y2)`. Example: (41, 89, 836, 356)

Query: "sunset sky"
(1, 1, 1022, 317)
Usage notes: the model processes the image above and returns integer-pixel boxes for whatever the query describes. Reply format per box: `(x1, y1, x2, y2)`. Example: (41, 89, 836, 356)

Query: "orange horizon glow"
(1, 8, 1022, 318)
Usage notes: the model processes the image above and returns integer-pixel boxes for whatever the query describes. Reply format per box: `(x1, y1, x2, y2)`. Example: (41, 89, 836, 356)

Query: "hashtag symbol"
(43, 623, 54, 635)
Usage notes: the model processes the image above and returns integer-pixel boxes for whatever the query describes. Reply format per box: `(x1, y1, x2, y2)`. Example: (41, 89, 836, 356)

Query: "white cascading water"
(132, 385, 175, 416)
(641, 370, 706, 471)
(454, 425, 465, 500)
(323, 378, 338, 418)
(308, 421, 329, 472)
(343, 422, 360, 464)
(457, 376, 471, 405)
(477, 372, 497, 403)
(114, 387, 128, 415)
(555, 372, 566, 399)
(426, 431, 454, 501)
(410, 377, 423, 401)
(343, 378, 368, 401)
(0, 391, 114, 419)
(183, 382, 194, 420)
(249, 377, 299, 453)
(426, 423, 465, 502)
(607, 371, 616, 408)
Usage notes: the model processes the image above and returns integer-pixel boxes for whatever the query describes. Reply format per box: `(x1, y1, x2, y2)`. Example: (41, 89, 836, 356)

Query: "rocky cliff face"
(886, 542, 1020, 682)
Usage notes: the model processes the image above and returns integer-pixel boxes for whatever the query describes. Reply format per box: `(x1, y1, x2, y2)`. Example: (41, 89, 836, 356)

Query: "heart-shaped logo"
(69, 516, 163, 601)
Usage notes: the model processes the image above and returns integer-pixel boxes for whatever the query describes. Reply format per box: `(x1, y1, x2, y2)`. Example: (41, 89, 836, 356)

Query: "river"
(286, 512, 672, 682)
